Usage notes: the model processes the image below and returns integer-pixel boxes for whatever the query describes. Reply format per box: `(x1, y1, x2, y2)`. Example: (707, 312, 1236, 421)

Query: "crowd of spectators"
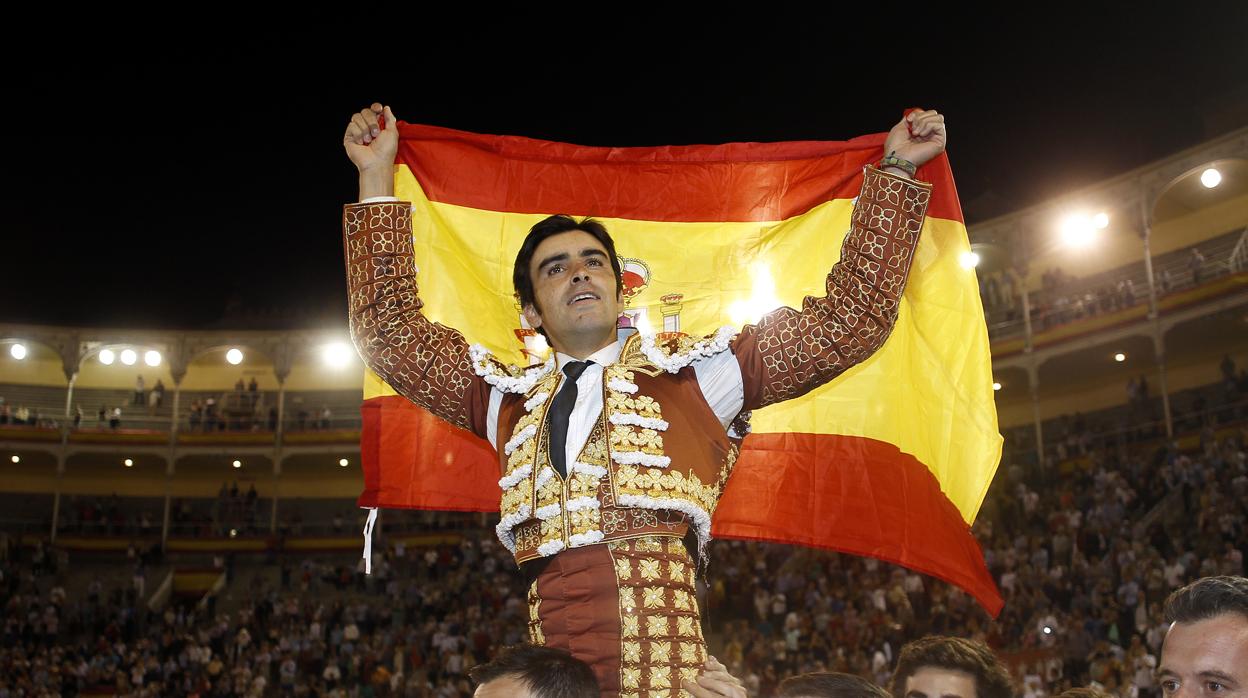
(3, 393, 1247, 696)
(979, 243, 1236, 338)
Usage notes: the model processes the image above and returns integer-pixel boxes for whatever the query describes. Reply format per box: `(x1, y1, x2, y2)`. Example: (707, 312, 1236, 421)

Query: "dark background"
(4, 10, 1247, 329)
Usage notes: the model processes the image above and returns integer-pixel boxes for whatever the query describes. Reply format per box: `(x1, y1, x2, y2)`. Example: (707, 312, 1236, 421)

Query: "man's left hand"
(682, 657, 748, 698)
(883, 108, 947, 168)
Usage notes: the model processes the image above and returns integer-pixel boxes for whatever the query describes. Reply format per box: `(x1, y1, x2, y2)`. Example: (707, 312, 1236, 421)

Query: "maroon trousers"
(526, 536, 708, 698)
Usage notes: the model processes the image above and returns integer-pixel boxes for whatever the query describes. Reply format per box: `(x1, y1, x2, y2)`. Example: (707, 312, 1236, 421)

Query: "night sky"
(4, 10, 1247, 330)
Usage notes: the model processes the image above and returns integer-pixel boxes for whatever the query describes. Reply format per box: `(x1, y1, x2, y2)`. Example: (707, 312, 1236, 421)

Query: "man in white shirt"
(344, 102, 944, 697)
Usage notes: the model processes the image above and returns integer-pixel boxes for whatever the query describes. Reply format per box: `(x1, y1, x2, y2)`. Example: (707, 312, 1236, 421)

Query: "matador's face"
(523, 230, 624, 355)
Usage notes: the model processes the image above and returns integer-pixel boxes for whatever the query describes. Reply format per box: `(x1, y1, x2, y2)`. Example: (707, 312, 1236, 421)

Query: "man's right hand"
(344, 103, 399, 199)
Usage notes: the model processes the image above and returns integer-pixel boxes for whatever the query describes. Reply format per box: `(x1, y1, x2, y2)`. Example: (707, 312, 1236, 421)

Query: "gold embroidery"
(649, 664, 672, 690)
(649, 641, 672, 665)
(636, 538, 663, 554)
(642, 586, 666, 609)
(639, 558, 662, 580)
(679, 642, 700, 664)
(619, 586, 637, 612)
(622, 667, 641, 690)
(646, 615, 669, 638)
(527, 581, 544, 645)
(623, 641, 642, 664)
(673, 589, 692, 611)
(679, 666, 701, 687)
(615, 557, 632, 580)
(677, 616, 696, 637)
(622, 614, 640, 637)
(669, 561, 686, 580)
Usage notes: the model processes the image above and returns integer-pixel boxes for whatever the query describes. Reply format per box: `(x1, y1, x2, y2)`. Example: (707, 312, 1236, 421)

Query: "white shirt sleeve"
(693, 349, 745, 432)
(360, 196, 400, 203)
(485, 387, 504, 452)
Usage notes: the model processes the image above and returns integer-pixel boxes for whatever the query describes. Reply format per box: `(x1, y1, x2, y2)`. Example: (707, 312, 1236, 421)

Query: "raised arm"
(731, 110, 945, 411)
(343, 104, 493, 438)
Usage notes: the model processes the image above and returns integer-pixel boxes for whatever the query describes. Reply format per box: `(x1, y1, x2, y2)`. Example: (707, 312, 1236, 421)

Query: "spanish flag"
(357, 120, 1004, 614)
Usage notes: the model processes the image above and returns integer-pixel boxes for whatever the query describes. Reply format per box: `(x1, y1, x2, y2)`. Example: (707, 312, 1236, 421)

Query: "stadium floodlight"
(1201, 167, 1222, 189)
(120, 349, 137, 366)
(1114, 352, 1126, 362)
(339, 458, 349, 467)
(226, 348, 244, 365)
(959, 251, 980, 269)
(9, 343, 26, 360)
(9, 455, 18, 464)
(124, 458, 133, 467)
(232, 459, 242, 469)
(99, 349, 116, 365)
(992, 382, 1002, 391)
(1059, 214, 1096, 248)
(323, 342, 353, 368)
(144, 350, 161, 367)
(1093, 212, 1109, 229)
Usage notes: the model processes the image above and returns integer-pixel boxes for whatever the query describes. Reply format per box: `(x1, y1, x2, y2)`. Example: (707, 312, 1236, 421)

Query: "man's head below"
(513, 215, 625, 358)
(779, 671, 891, 698)
(470, 644, 599, 698)
(888, 636, 1015, 698)
(1159, 575, 1248, 698)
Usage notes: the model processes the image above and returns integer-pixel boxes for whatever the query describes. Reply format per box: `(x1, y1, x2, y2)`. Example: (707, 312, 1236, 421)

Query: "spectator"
(109, 406, 122, 430)
(780, 672, 891, 698)
(1158, 576, 1248, 696)
(888, 636, 1014, 698)
(469, 645, 599, 698)
(134, 375, 145, 406)
(1189, 248, 1206, 286)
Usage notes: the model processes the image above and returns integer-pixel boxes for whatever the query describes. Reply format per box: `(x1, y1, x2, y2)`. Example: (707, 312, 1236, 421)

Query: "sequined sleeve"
(731, 165, 932, 411)
(343, 201, 493, 437)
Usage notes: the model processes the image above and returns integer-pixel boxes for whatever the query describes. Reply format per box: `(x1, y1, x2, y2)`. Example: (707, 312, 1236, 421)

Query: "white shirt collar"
(555, 340, 622, 371)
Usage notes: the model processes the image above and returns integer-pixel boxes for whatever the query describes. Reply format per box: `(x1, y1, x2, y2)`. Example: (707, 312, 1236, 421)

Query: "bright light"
(9, 344, 27, 360)
(99, 349, 115, 365)
(1093, 212, 1109, 229)
(232, 460, 242, 469)
(339, 458, 349, 467)
(1201, 168, 1222, 189)
(1114, 353, 1126, 362)
(144, 350, 161, 367)
(229, 528, 238, 538)
(323, 342, 353, 368)
(959, 251, 981, 270)
(120, 349, 137, 366)
(729, 263, 783, 326)
(992, 382, 1002, 391)
(226, 348, 244, 365)
(531, 334, 549, 355)
(9, 455, 18, 464)
(1060, 215, 1097, 248)
(1043, 625, 1053, 635)
(124, 458, 133, 467)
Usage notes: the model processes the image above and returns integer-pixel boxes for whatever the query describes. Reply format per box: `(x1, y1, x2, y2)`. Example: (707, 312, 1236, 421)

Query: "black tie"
(549, 360, 592, 479)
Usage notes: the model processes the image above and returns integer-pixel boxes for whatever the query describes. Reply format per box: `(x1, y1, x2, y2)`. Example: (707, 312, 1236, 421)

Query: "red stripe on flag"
(357, 397, 500, 511)
(716, 432, 1003, 616)
(396, 122, 963, 224)
(358, 396, 1000, 614)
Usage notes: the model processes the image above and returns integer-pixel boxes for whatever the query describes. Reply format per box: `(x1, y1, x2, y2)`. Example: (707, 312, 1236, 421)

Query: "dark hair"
(1057, 688, 1114, 698)
(512, 214, 624, 337)
(779, 671, 891, 698)
(888, 636, 1015, 698)
(468, 644, 599, 698)
(1163, 575, 1248, 624)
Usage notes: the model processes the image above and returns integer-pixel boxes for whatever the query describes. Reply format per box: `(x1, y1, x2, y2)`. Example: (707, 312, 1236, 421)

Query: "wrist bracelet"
(879, 151, 918, 178)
